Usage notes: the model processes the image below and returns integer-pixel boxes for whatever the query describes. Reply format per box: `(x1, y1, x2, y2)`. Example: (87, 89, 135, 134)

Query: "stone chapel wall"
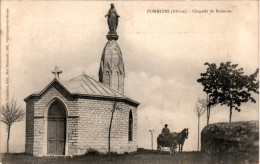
(25, 99, 34, 154)
(25, 82, 138, 156)
(27, 83, 80, 156)
(76, 99, 137, 154)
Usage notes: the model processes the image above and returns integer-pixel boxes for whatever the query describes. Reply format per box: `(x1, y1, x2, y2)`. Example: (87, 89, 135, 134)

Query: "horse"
(172, 128, 189, 153)
(157, 133, 178, 155)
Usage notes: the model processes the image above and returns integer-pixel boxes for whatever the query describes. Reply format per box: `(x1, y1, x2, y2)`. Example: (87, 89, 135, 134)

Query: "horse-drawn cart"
(157, 133, 178, 154)
(157, 128, 189, 155)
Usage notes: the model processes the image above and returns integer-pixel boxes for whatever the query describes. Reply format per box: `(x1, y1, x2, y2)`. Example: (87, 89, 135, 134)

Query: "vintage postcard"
(0, 1, 258, 163)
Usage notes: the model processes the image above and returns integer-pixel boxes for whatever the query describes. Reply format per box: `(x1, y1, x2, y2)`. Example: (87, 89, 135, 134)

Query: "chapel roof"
(24, 73, 139, 106)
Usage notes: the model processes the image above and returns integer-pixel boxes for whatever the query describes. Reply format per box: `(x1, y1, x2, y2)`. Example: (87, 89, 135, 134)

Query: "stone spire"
(99, 4, 125, 93)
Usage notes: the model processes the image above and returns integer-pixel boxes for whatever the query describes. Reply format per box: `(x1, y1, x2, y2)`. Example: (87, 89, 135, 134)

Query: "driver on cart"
(162, 124, 170, 136)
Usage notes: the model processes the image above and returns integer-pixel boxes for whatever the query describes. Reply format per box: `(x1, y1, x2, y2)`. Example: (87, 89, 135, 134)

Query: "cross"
(52, 66, 62, 78)
(149, 129, 155, 150)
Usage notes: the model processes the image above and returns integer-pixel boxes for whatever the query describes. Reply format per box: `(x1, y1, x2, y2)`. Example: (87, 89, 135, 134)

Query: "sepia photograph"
(0, 1, 259, 163)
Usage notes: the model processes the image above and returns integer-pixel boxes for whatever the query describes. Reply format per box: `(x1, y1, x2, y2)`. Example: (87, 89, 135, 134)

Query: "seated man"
(162, 124, 170, 136)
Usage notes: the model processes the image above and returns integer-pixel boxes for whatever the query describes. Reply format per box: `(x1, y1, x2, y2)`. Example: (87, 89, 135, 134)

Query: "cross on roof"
(52, 66, 62, 78)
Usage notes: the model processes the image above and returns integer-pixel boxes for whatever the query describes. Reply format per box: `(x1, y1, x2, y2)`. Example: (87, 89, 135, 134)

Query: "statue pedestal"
(106, 32, 119, 40)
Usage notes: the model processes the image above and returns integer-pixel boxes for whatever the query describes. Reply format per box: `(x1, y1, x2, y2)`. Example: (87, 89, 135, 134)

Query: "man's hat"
(164, 124, 168, 127)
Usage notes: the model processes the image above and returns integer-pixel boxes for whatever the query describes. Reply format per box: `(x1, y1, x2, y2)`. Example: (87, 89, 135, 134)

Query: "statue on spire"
(105, 4, 120, 33)
(105, 4, 119, 40)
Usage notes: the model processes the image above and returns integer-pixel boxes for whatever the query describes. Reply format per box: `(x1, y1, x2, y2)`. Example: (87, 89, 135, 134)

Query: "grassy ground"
(0, 149, 258, 164)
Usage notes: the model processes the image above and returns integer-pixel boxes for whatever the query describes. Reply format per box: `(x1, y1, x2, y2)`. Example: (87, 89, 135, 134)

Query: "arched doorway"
(47, 100, 66, 155)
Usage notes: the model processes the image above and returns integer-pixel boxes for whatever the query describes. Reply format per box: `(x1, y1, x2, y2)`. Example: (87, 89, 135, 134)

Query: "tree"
(194, 101, 205, 151)
(198, 62, 259, 122)
(108, 100, 121, 154)
(197, 63, 218, 125)
(0, 98, 25, 153)
(198, 97, 216, 125)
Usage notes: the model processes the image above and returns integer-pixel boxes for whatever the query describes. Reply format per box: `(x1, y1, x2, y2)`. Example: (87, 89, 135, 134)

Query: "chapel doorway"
(47, 100, 66, 155)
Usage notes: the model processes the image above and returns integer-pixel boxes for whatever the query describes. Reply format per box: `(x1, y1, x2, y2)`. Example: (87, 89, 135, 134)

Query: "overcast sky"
(1, 1, 258, 152)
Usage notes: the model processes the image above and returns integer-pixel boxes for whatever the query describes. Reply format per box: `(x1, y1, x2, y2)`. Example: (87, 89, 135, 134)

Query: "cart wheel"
(170, 146, 175, 155)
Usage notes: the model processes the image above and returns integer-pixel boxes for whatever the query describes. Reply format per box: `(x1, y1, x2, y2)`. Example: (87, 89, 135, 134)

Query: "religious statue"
(105, 4, 120, 33)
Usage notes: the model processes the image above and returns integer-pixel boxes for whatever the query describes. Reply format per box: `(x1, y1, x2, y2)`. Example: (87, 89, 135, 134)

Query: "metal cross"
(149, 129, 155, 150)
(52, 66, 62, 78)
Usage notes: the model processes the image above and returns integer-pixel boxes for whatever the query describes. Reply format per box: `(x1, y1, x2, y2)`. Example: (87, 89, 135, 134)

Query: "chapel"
(24, 4, 139, 156)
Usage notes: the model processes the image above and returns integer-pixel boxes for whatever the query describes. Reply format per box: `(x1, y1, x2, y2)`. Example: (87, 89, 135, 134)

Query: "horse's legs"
(181, 144, 183, 152)
(178, 144, 180, 152)
(157, 145, 162, 154)
(170, 146, 175, 155)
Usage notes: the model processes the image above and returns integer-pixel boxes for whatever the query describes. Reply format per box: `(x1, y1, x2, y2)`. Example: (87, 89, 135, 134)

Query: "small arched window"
(114, 72, 119, 91)
(104, 71, 110, 86)
(128, 110, 133, 141)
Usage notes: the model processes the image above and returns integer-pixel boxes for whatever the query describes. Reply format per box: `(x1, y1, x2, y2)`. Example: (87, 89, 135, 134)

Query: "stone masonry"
(25, 82, 138, 156)
(201, 121, 259, 162)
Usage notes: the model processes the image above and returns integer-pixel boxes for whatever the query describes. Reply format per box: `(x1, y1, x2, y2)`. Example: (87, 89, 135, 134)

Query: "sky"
(0, 1, 258, 152)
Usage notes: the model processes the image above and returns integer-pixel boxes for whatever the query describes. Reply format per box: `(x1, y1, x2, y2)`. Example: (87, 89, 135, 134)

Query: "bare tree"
(0, 98, 25, 153)
(194, 102, 205, 151)
(198, 96, 216, 125)
(108, 100, 121, 154)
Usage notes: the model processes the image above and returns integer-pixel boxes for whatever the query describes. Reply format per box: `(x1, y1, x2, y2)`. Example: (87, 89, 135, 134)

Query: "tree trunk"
(197, 116, 200, 151)
(208, 106, 211, 124)
(7, 125, 11, 154)
(206, 106, 209, 125)
(229, 96, 233, 122)
(206, 94, 210, 125)
(229, 105, 232, 122)
(108, 110, 115, 154)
